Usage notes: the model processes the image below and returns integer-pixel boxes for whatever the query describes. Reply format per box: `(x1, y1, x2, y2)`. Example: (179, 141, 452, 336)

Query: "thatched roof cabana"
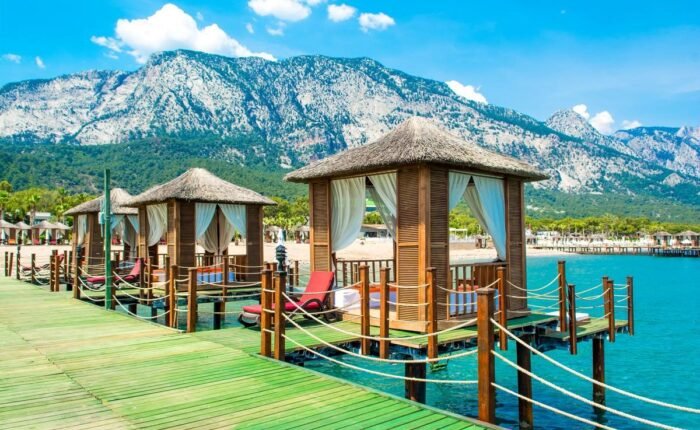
(127, 168, 275, 276)
(0, 219, 17, 242)
(64, 188, 137, 216)
(15, 221, 30, 230)
(286, 116, 547, 331)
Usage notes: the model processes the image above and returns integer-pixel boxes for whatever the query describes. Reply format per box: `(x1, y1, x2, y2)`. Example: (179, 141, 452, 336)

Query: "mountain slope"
(0, 49, 698, 210)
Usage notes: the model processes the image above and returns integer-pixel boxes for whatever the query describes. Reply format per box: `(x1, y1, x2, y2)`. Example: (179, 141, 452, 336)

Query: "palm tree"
(0, 190, 9, 221)
(27, 192, 41, 226)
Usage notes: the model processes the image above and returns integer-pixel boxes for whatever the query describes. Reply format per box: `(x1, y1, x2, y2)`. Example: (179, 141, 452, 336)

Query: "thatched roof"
(127, 168, 275, 207)
(32, 220, 57, 230)
(285, 117, 548, 183)
(654, 231, 673, 237)
(53, 222, 71, 231)
(64, 188, 137, 216)
(675, 230, 699, 237)
(15, 221, 30, 230)
(0, 220, 17, 229)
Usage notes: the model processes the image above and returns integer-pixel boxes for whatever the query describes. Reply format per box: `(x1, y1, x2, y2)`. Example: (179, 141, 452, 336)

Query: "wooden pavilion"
(14, 222, 30, 245)
(31, 220, 58, 245)
(285, 117, 548, 332)
(0, 220, 18, 245)
(126, 168, 275, 278)
(65, 188, 139, 268)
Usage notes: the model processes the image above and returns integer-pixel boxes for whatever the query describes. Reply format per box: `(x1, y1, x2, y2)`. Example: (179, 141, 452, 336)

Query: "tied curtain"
(196, 203, 247, 254)
(146, 204, 167, 247)
(368, 173, 397, 239)
(77, 215, 87, 245)
(449, 171, 507, 260)
(331, 177, 366, 252)
(122, 217, 138, 248)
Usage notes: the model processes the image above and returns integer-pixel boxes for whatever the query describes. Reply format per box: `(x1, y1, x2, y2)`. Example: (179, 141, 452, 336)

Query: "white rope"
(492, 350, 678, 430)
(493, 383, 616, 430)
(282, 334, 479, 385)
(113, 295, 170, 320)
(576, 291, 607, 301)
(492, 319, 700, 414)
(283, 313, 479, 364)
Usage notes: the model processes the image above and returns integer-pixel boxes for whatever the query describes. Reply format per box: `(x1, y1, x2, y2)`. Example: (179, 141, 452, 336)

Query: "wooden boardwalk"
(0, 277, 488, 429)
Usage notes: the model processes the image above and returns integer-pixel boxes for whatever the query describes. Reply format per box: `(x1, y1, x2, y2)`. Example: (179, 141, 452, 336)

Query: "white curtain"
(123, 220, 137, 248)
(111, 214, 124, 233)
(201, 213, 220, 253)
(448, 171, 471, 211)
(368, 173, 397, 239)
(77, 215, 87, 245)
(127, 215, 139, 233)
(217, 210, 236, 254)
(146, 203, 167, 247)
(331, 177, 366, 251)
(195, 203, 217, 241)
(472, 176, 507, 260)
(220, 204, 246, 237)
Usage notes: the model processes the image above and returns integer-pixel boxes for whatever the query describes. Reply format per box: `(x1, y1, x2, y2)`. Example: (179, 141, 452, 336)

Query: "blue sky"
(1, 0, 699, 130)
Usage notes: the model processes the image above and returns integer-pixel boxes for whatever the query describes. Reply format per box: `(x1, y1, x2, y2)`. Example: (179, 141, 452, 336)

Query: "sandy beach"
(1, 239, 569, 264)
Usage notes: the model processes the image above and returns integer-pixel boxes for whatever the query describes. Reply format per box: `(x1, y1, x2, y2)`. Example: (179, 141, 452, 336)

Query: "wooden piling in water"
(274, 271, 286, 361)
(606, 279, 615, 342)
(567, 284, 577, 355)
(426, 267, 438, 359)
(593, 337, 606, 411)
(359, 265, 370, 355)
(626, 276, 634, 335)
(404, 362, 426, 403)
(260, 269, 273, 357)
(517, 334, 534, 429)
(379, 267, 390, 359)
(558, 260, 567, 332)
(477, 287, 496, 424)
(187, 268, 197, 333)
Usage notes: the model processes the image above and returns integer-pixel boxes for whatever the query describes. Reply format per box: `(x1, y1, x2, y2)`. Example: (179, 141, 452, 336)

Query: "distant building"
(653, 231, 673, 247)
(33, 212, 51, 225)
(674, 230, 699, 247)
(361, 224, 389, 239)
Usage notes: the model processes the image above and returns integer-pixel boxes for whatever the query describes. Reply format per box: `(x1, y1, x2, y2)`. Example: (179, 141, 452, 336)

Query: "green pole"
(104, 169, 112, 310)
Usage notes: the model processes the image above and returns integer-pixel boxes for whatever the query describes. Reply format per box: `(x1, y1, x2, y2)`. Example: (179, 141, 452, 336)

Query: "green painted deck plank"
(0, 276, 483, 429)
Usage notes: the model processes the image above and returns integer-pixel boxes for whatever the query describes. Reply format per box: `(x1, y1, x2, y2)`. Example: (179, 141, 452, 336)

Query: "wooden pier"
(533, 244, 700, 257)
(0, 276, 488, 429)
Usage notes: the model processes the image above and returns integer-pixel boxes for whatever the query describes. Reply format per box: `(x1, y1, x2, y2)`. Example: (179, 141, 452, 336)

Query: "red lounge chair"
(87, 259, 142, 286)
(238, 271, 334, 327)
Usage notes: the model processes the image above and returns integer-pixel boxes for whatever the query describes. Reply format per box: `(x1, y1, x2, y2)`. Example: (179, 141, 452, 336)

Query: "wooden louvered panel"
(167, 201, 177, 266)
(86, 212, 104, 266)
(246, 205, 263, 281)
(138, 207, 148, 260)
(179, 201, 196, 270)
(310, 181, 331, 273)
(430, 167, 449, 320)
(506, 178, 527, 312)
(396, 167, 421, 321)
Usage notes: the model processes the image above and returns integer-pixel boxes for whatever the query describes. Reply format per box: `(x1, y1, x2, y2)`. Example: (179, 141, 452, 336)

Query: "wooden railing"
(446, 261, 507, 319)
(336, 258, 395, 287)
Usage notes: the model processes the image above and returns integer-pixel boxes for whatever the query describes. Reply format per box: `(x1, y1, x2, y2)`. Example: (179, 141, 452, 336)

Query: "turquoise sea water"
(305, 255, 700, 429)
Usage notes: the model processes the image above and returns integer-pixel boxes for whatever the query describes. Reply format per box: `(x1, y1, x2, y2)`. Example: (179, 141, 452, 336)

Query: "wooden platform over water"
(0, 277, 488, 429)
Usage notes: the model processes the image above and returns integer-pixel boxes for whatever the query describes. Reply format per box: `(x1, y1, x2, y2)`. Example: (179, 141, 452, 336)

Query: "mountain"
(0, 49, 699, 217)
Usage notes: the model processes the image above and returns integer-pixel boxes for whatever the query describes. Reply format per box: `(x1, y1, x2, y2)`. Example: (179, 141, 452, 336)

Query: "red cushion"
(87, 276, 105, 284)
(298, 272, 334, 305)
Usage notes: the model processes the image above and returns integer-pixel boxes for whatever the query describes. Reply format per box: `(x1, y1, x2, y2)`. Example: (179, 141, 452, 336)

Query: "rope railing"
(113, 295, 170, 320)
(492, 319, 700, 414)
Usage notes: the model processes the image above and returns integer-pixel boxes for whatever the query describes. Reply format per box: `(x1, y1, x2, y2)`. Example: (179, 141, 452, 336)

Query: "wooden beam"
(497, 266, 508, 351)
(567, 284, 577, 355)
(606, 279, 616, 342)
(359, 265, 370, 355)
(477, 287, 496, 424)
(404, 362, 426, 403)
(426, 267, 437, 359)
(379, 267, 390, 359)
(274, 271, 286, 361)
(186, 268, 197, 333)
(593, 337, 605, 411)
(516, 334, 533, 429)
(626, 276, 634, 335)
(557, 260, 567, 332)
(260, 269, 273, 357)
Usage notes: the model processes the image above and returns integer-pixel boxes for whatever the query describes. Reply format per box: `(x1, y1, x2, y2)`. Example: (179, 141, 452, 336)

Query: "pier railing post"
(558, 260, 567, 332)
(187, 268, 197, 333)
(15, 249, 20, 280)
(517, 334, 534, 429)
(8, 252, 13, 278)
(31, 253, 36, 284)
(168, 264, 177, 328)
(359, 265, 370, 355)
(567, 284, 577, 355)
(109, 262, 116, 310)
(274, 271, 287, 361)
(294, 260, 300, 286)
(477, 287, 496, 424)
(260, 269, 273, 357)
(73, 253, 80, 299)
(593, 336, 606, 411)
(4, 251, 7, 276)
(626, 276, 634, 335)
(426, 267, 438, 359)
(53, 252, 60, 292)
(379, 267, 390, 359)
(497, 266, 508, 351)
(66, 251, 71, 286)
(63, 250, 68, 285)
(606, 279, 615, 342)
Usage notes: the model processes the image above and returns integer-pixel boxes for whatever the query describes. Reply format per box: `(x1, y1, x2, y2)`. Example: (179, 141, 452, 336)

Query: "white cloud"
(572, 104, 590, 120)
(196, 11, 204, 21)
(91, 4, 274, 63)
(35, 56, 45, 69)
(246, 23, 255, 34)
(305, 0, 326, 5)
(266, 23, 285, 36)
(248, 0, 311, 22)
(2, 53, 21, 63)
(327, 4, 356, 22)
(621, 119, 642, 130)
(446, 80, 488, 104)
(589, 111, 615, 134)
(359, 12, 395, 32)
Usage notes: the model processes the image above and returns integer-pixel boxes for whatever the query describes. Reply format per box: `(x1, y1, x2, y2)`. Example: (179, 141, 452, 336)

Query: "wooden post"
(15, 250, 20, 280)
(293, 260, 299, 286)
(567, 284, 578, 355)
(606, 279, 616, 342)
(626, 276, 634, 335)
(558, 261, 567, 332)
(260, 269, 273, 357)
(359, 265, 370, 355)
(187, 268, 197, 333)
(8, 252, 13, 278)
(213, 301, 224, 330)
(497, 266, 508, 351)
(66, 250, 72, 285)
(517, 334, 534, 429)
(52, 253, 60, 292)
(109, 262, 116, 310)
(379, 267, 390, 359)
(3, 251, 7, 276)
(223, 256, 230, 287)
(49, 254, 55, 289)
(477, 287, 496, 424)
(593, 337, 606, 410)
(31, 253, 36, 284)
(63, 250, 68, 285)
(274, 271, 287, 361)
(73, 254, 80, 299)
(168, 264, 177, 328)
(404, 362, 426, 403)
(426, 267, 438, 359)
